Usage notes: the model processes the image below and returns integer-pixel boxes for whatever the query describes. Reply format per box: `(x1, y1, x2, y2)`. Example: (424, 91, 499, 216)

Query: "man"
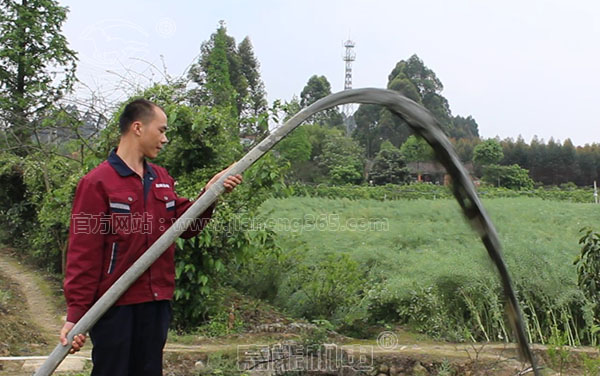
(59, 99, 242, 375)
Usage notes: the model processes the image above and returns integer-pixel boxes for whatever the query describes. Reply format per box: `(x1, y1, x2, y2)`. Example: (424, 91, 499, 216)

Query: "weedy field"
(237, 197, 600, 345)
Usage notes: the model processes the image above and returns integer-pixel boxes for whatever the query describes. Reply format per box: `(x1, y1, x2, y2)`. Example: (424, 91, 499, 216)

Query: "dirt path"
(0, 250, 62, 347)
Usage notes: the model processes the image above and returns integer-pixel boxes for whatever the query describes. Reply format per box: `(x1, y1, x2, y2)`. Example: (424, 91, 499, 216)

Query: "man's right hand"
(60, 321, 86, 354)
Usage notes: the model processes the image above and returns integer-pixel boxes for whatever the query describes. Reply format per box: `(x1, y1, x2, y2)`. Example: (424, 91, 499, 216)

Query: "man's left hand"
(205, 166, 243, 193)
(222, 174, 243, 192)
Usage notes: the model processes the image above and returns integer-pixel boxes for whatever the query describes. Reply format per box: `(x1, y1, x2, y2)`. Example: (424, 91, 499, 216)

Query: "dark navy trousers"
(89, 300, 172, 376)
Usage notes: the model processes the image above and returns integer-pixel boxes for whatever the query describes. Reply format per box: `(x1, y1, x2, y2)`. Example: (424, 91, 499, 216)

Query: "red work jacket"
(64, 149, 214, 323)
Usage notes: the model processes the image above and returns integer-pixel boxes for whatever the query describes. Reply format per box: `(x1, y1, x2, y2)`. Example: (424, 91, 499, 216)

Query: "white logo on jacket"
(155, 183, 171, 188)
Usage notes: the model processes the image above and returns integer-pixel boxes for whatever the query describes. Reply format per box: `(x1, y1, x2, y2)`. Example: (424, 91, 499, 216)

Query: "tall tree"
(0, 0, 77, 147)
(400, 135, 434, 180)
(353, 54, 479, 158)
(300, 75, 331, 107)
(576, 144, 600, 186)
(473, 139, 504, 176)
(237, 36, 268, 139)
(451, 137, 481, 163)
(369, 141, 410, 185)
(385, 55, 453, 133)
(189, 23, 236, 111)
(188, 21, 243, 119)
(450, 115, 480, 139)
(189, 23, 270, 139)
(501, 135, 529, 167)
(400, 135, 434, 163)
(317, 132, 365, 185)
(300, 75, 342, 127)
(352, 104, 381, 159)
(237, 36, 267, 119)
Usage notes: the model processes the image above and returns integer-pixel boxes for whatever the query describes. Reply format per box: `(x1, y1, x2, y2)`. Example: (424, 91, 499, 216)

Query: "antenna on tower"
(342, 38, 357, 134)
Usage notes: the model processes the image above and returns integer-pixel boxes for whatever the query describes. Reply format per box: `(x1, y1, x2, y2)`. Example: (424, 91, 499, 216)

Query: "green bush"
(574, 228, 600, 319)
(277, 252, 368, 323)
(482, 164, 534, 190)
(0, 152, 85, 271)
(278, 182, 596, 203)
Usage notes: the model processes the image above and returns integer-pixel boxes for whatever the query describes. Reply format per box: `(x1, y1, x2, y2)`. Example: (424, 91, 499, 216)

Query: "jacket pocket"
(153, 189, 177, 212)
(108, 191, 139, 235)
(108, 191, 138, 213)
(107, 242, 118, 274)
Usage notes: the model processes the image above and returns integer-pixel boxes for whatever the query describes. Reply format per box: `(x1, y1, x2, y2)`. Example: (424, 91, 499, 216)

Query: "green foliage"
(279, 253, 368, 323)
(400, 135, 434, 162)
(187, 23, 268, 142)
(197, 310, 244, 337)
(473, 139, 504, 168)
(451, 137, 481, 162)
(189, 21, 239, 114)
(299, 319, 334, 355)
(299, 75, 343, 127)
(280, 182, 596, 203)
(0, 151, 83, 271)
(0, 0, 77, 145)
(300, 75, 332, 107)
(581, 351, 600, 376)
(547, 328, 572, 375)
(317, 133, 365, 185)
(275, 125, 312, 165)
(0, 153, 34, 247)
(574, 228, 600, 319)
(303, 123, 340, 159)
(352, 104, 382, 159)
(482, 164, 534, 190)
(435, 359, 456, 376)
(498, 136, 600, 186)
(245, 196, 600, 343)
(237, 37, 267, 118)
(198, 352, 248, 376)
(352, 54, 479, 160)
(25, 156, 82, 271)
(170, 153, 286, 330)
(395, 285, 453, 338)
(0, 289, 10, 312)
(385, 55, 450, 142)
(450, 115, 479, 139)
(369, 142, 410, 185)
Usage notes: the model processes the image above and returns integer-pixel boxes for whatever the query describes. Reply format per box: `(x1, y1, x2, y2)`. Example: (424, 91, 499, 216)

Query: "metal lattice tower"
(342, 39, 356, 133)
(343, 39, 355, 91)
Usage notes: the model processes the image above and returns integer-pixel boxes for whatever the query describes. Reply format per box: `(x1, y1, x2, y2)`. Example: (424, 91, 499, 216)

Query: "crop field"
(241, 196, 600, 345)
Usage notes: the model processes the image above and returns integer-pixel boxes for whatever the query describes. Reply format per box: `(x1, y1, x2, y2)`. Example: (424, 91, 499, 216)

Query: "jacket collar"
(108, 148, 156, 179)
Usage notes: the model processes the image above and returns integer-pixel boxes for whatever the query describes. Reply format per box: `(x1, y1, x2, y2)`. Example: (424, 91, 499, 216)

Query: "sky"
(58, 0, 600, 146)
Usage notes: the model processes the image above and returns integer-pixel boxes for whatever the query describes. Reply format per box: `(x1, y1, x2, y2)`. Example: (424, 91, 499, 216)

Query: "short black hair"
(118, 98, 163, 134)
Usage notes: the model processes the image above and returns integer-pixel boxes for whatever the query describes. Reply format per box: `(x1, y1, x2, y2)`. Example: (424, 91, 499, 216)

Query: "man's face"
(139, 107, 168, 159)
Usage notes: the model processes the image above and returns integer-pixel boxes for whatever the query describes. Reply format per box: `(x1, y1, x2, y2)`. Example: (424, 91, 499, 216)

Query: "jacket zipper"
(142, 172, 156, 299)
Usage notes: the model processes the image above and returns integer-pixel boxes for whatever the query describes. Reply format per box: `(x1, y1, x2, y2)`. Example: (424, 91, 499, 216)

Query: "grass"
(245, 196, 600, 344)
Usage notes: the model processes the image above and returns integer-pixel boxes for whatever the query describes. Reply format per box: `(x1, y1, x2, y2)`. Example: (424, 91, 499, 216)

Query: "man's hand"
(205, 166, 243, 193)
(60, 321, 86, 354)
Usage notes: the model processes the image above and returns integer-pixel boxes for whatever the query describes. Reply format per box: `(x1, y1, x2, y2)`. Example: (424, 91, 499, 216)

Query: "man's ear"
(131, 121, 143, 136)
